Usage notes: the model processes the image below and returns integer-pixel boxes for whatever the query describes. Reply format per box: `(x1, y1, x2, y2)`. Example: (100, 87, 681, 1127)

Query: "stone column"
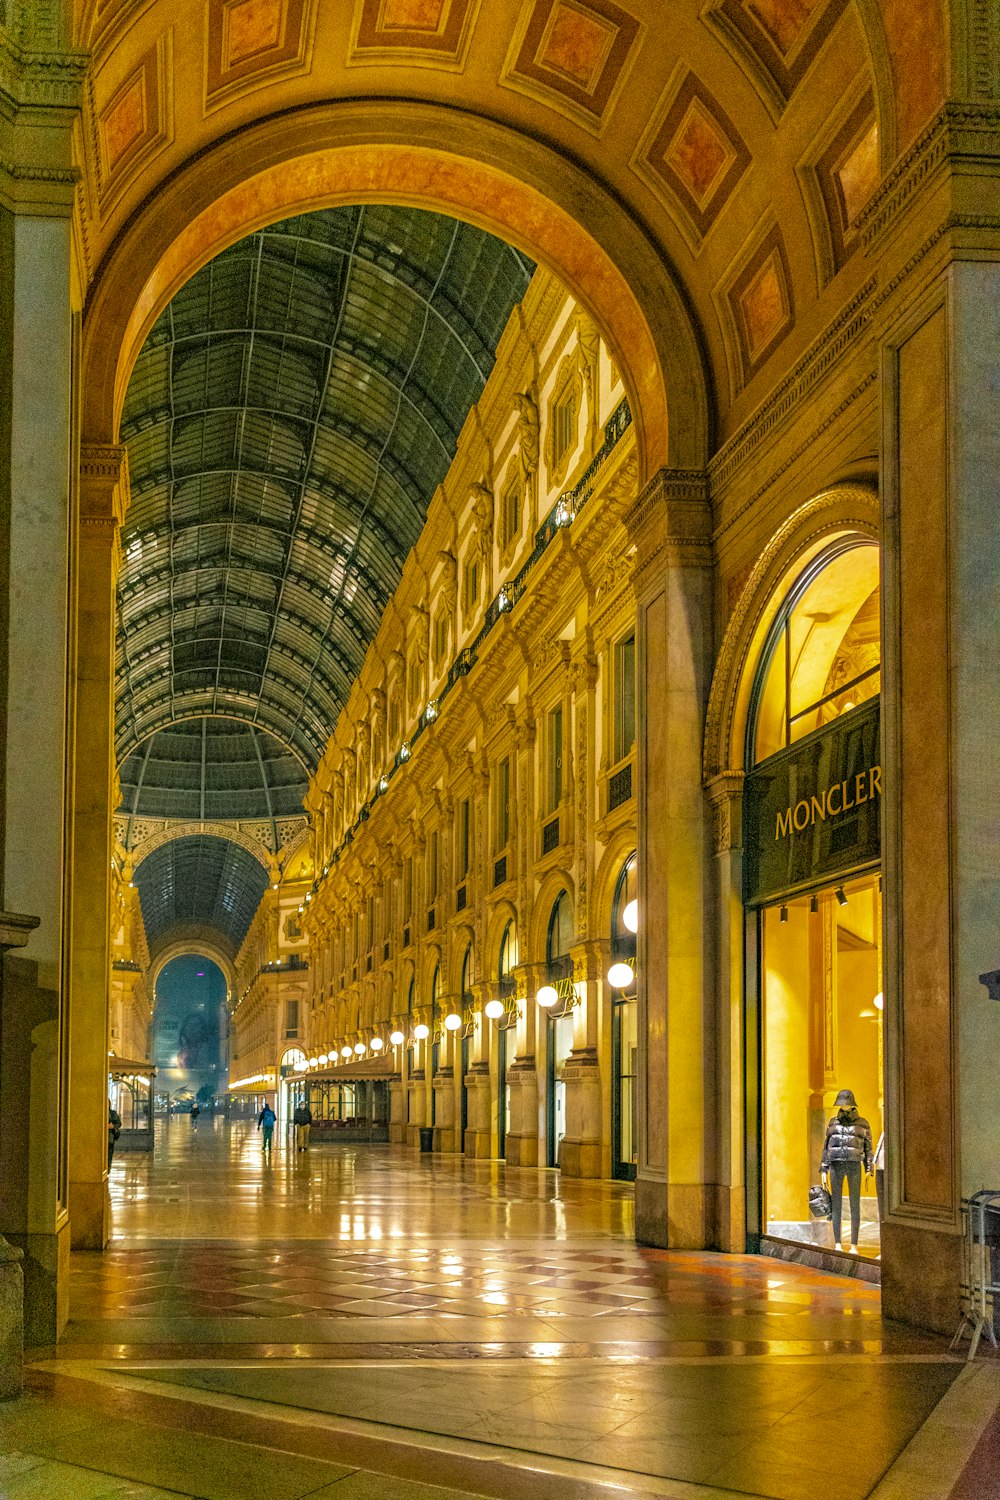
(67, 448, 127, 1250)
(505, 962, 541, 1166)
(705, 772, 745, 1252)
(0, 164, 79, 1340)
(627, 470, 715, 1248)
(879, 257, 1000, 1332)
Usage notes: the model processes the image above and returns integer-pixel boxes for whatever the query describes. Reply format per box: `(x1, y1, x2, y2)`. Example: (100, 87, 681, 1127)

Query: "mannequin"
(820, 1088, 874, 1252)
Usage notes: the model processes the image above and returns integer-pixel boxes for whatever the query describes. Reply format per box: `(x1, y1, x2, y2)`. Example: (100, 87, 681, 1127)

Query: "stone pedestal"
(388, 1079, 406, 1144)
(406, 1071, 426, 1146)
(0, 1237, 24, 1398)
(432, 1067, 456, 1152)
(560, 1046, 602, 1178)
(464, 1062, 493, 1157)
(504, 1056, 539, 1167)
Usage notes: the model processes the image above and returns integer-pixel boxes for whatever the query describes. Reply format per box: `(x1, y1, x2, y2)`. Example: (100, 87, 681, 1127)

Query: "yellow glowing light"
(341, 1046, 352, 1058)
(354, 1042, 366, 1055)
(536, 985, 558, 1008)
(390, 1030, 405, 1046)
(484, 999, 504, 1020)
(444, 1012, 462, 1031)
(370, 1037, 384, 1051)
(413, 1023, 430, 1040)
(607, 962, 635, 990)
(623, 898, 638, 933)
(874, 991, 884, 1011)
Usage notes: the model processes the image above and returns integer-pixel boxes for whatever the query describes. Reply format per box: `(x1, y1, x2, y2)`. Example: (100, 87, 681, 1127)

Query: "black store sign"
(743, 698, 881, 906)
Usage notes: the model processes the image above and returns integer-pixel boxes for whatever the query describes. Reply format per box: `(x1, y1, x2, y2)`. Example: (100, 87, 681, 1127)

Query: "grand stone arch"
(81, 102, 711, 480)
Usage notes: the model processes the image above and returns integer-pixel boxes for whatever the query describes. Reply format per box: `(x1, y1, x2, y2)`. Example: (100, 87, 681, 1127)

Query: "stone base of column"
(505, 1133, 538, 1167)
(433, 1125, 457, 1153)
(68, 1178, 109, 1251)
(0, 1237, 24, 1395)
(464, 1128, 493, 1158)
(881, 1220, 962, 1336)
(389, 1122, 407, 1144)
(637, 1177, 723, 1249)
(559, 1137, 601, 1178)
(6, 1221, 69, 1347)
(405, 1124, 422, 1148)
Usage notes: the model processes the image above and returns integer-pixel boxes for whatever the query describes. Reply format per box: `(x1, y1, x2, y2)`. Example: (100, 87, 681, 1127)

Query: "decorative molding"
(855, 103, 1000, 252)
(705, 0, 850, 118)
(205, 0, 316, 112)
(0, 909, 41, 951)
(705, 770, 744, 852)
(0, 30, 87, 111)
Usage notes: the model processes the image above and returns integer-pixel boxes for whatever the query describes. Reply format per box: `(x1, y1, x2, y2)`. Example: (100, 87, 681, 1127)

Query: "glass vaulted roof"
(117, 204, 535, 771)
(119, 718, 309, 827)
(134, 835, 270, 952)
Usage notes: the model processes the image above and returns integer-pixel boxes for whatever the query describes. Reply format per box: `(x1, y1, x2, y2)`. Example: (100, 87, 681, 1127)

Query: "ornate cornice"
(625, 468, 712, 585)
(856, 103, 1000, 252)
(0, 32, 87, 112)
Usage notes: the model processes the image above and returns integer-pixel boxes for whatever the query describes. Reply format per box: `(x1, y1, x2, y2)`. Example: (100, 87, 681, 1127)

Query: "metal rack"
(951, 1190, 1000, 1360)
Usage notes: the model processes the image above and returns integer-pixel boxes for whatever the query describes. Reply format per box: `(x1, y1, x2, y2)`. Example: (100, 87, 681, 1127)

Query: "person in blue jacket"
(257, 1101, 276, 1157)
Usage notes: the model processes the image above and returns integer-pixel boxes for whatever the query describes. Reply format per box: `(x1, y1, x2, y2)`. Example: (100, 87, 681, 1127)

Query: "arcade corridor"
(1, 1124, 996, 1500)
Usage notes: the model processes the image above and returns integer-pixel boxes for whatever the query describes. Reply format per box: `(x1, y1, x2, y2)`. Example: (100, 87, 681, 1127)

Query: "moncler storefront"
(741, 538, 884, 1267)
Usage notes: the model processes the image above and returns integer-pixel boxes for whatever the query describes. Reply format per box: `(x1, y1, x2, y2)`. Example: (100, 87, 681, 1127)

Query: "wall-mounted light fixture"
(390, 1029, 405, 1046)
(622, 899, 638, 934)
(835, 887, 848, 907)
(413, 1022, 430, 1040)
(536, 985, 558, 1008)
(779, 905, 788, 924)
(607, 961, 635, 990)
(484, 999, 504, 1020)
(370, 1036, 384, 1051)
(810, 895, 819, 914)
(443, 1012, 462, 1032)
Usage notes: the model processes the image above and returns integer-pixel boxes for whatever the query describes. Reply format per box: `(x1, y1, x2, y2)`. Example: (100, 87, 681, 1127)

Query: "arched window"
(749, 540, 880, 766)
(460, 944, 474, 1003)
(611, 853, 637, 964)
(546, 890, 573, 979)
(431, 963, 440, 1009)
(498, 920, 517, 995)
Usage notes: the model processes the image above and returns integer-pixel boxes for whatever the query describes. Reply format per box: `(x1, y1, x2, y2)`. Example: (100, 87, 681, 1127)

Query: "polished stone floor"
(3, 1118, 997, 1500)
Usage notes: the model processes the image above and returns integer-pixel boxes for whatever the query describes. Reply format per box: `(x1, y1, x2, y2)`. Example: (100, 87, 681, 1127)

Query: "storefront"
(742, 540, 883, 1265)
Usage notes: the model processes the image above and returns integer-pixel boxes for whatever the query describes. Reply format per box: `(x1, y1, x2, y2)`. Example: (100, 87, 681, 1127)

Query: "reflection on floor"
(1, 1118, 991, 1500)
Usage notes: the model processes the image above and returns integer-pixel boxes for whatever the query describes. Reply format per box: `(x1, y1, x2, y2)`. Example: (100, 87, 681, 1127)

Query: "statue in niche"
(470, 482, 494, 557)
(574, 308, 601, 441)
(411, 602, 429, 664)
(516, 392, 539, 501)
(439, 550, 457, 609)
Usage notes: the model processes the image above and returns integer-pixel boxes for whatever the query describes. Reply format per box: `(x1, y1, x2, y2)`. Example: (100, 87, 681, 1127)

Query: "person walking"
(190, 1102, 200, 1129)
(108, 1103, 122, 1171)
(293, 1099, 313, 1152)
(257, 1101, 276, 1157)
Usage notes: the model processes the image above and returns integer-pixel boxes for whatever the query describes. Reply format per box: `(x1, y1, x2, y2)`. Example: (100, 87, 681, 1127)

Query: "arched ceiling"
(134, 835, 270, 953)
(118, 718, 308, 828)
(117, 204, 534, 770)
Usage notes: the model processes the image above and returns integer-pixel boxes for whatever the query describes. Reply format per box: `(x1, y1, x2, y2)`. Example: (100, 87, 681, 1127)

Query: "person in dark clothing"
(293, 1100, 313, 1151)
(108, 1104, 122, 1171)
(820, 1088, 874, 1252)
(257, 1102, 276, 1157)
(190, 1103, 200, 1128)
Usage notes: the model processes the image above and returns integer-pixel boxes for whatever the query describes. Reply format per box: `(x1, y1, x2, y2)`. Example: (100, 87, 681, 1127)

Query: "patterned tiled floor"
(4, 1121, 991, 1500)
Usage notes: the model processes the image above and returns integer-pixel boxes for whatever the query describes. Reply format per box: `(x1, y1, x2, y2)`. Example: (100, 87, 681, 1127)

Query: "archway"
(81, 105, 710, 477)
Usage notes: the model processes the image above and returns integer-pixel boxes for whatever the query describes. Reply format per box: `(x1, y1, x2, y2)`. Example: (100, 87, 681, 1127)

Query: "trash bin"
(419, 1127, 434, 1153)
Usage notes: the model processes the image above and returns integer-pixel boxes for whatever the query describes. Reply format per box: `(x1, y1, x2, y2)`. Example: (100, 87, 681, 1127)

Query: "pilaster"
(626, 469, 717, 1249)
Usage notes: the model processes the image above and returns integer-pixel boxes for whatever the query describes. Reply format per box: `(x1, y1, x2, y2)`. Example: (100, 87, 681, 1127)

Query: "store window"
(496, 920, 517, 1157)
(745, 538, 883, 1262)
(545, 891, 574, 1168)
(611, 854, 637, 1181)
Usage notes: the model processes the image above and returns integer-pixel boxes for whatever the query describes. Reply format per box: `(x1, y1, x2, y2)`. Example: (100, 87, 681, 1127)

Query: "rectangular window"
(552, 389, 577, 467)
(434, 611, 448, 668)
(501, 479, 520, 551)
(614, 631, 636, 764)
(495, 756, 511, 852)
(285, 1000, 299, 1036)
(464, 557, 479, 615)
(547, 703, 563, 814)
(427, 831, 439, 903)
(459, 797, 471, 880)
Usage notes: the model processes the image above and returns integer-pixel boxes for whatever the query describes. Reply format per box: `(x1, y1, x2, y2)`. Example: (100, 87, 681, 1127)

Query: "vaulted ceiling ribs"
(117, 204, 535, 773)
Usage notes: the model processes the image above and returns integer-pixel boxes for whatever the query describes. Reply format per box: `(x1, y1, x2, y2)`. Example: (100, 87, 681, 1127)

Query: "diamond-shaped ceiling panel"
(117, 205, 534, 770)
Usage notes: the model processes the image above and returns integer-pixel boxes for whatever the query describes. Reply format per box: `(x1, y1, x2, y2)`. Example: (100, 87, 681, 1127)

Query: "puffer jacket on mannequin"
(820, 1089, 874, 1172)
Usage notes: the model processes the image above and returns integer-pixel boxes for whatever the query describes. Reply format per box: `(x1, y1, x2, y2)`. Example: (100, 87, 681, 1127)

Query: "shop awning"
(108, 1054, 156, 1078)
(301, 1059, 397, 1083)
